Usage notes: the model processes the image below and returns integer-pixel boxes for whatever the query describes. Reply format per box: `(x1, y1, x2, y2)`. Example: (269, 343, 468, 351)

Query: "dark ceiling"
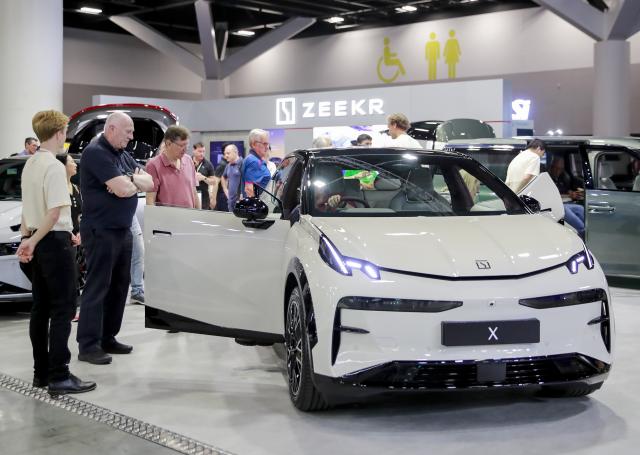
(64, 0, 542, 48)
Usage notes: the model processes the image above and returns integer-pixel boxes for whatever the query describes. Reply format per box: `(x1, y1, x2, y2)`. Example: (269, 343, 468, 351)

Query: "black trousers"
(77, 227, 132, 354)
(29, 231, 76, 382)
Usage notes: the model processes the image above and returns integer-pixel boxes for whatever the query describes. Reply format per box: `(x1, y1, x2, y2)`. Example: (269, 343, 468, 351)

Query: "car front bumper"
(304, 255, 614, 382)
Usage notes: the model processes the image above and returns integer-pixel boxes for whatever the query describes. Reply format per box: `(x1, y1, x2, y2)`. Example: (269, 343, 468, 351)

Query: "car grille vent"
(341, 354, 609, 390)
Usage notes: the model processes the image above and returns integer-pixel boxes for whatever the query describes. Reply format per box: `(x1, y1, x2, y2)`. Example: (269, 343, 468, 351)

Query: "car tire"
(285, 285, 329, 412)
(538, 382, 603, 398)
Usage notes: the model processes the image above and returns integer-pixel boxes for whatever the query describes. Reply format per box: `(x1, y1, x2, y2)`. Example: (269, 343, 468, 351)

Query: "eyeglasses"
(256, 141, 271, 148)
(170, 140, 189, 149)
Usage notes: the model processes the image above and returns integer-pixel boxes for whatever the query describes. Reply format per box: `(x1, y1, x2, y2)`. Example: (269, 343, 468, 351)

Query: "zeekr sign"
(276, 97, 385, 126)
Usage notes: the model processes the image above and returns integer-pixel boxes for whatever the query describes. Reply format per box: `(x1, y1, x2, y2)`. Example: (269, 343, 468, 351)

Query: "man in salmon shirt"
(146, 125, 200, 209)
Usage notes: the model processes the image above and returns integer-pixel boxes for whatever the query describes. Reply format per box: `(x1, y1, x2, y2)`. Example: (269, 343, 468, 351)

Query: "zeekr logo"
(276, 97, 296, 126)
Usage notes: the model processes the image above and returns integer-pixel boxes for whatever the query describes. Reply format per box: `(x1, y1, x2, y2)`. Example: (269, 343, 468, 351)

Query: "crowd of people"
(14, 108, 291, 395)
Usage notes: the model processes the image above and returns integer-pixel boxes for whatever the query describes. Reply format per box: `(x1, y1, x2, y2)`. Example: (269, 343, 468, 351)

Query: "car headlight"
(318, 235, 381, 280)
(566, 249, 595, 274)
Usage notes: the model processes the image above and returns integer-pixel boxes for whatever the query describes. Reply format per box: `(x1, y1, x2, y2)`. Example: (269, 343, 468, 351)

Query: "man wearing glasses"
(242, 129, 272, 198)
(146, 125, 200, 209)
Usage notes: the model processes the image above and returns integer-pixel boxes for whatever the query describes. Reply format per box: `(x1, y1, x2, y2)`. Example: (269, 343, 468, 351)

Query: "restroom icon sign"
(276, 97, 296, 125)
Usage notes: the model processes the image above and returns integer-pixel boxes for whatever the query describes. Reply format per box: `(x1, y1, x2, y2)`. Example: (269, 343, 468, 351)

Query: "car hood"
(312, 215, 584, 278)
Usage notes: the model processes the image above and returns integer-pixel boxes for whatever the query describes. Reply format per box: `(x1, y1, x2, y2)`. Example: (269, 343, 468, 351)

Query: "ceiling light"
(325, 16, 345, 24)
(79, 6, 102, 15)
(395, 5, 418, 13)
(234, 30, 255, 37)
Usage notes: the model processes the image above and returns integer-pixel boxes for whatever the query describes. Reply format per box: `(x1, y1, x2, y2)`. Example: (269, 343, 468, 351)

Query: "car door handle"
(152, 230, 172, 236)
(587, 204, 615, 213)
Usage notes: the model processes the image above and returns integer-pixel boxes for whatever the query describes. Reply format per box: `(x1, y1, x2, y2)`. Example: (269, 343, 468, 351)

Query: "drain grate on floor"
(0, 373, 236, 455)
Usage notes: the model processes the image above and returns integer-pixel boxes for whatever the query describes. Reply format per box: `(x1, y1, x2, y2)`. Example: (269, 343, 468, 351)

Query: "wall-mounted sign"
(276, 97, 385, 126)
(512, 99, 531, 121)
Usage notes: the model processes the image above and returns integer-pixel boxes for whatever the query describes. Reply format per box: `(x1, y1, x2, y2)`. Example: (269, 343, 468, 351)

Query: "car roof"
(293, 146, 474, 160)
(447, 136, 640, 150)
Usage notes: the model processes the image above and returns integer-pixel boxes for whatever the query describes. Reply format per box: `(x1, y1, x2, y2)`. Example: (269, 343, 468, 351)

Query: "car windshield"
(0, 160, 25, 200)
(306, 153, 526, 217)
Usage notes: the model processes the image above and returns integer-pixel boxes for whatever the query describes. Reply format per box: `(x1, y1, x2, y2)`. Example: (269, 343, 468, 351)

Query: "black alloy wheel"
(285, 285, 329, 411)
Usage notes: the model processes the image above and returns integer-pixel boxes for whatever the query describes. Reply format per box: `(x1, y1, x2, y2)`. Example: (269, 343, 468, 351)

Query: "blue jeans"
(130, 216, 144, 295)
(564, 203, 585, 238)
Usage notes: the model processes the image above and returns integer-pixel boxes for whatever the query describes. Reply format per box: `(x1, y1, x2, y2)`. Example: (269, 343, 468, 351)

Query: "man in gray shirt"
(222, 144, 243, 211)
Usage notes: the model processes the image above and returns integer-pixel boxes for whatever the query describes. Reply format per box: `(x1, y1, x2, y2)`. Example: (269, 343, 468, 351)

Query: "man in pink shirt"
(146, 125, 200, 209)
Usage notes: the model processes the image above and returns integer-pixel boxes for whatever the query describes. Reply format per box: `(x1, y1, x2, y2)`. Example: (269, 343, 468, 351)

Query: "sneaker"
(130, 293, 145, 304)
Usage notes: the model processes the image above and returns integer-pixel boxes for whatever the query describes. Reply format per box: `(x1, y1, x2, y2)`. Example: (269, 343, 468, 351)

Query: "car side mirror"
(233, 198, 275, 229)
(519, 194, 541, 213)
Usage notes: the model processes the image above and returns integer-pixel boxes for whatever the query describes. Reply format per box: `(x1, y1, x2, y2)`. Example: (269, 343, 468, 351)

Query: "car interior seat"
(597, 162, 617, 190)
(369, 176, 401, 208)
(390, 167, 436, 211)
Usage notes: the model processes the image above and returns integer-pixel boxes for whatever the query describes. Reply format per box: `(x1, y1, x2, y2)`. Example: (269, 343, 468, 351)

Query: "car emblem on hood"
(476, 260, 491, 270)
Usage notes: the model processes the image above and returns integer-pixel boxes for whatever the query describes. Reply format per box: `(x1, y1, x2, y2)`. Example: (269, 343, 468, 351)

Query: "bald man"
(77, 112, 153, 365)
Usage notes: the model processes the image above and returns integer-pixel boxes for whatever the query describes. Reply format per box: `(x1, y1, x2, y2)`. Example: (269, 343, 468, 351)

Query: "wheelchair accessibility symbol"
(377, 37, 406, 84)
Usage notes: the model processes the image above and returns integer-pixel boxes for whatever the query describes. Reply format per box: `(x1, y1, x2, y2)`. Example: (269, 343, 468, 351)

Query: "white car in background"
(0, 157, 30, 303)
(145, 148, 613, 411)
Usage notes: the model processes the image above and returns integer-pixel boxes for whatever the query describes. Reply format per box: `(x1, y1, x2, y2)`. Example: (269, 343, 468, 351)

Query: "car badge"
(475, 260, 491, 270)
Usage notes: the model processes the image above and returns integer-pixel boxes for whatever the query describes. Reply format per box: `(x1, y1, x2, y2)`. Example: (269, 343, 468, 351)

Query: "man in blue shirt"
(242, 129, 272, 198)
(77, 112, 153, 365)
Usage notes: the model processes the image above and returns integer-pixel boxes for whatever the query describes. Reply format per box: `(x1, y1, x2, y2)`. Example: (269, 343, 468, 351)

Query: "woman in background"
(56, 153, 82, 321)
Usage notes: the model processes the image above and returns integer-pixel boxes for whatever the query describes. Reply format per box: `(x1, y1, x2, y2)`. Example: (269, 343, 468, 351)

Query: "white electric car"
(144, 148, 613, 411)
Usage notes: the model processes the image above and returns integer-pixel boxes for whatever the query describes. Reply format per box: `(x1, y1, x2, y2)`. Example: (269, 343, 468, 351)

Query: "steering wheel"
(337, 197, 370, 209)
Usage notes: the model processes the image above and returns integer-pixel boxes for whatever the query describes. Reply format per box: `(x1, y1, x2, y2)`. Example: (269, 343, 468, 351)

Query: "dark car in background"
(66, 103, 178, 162)
(408, 118, 495, 149)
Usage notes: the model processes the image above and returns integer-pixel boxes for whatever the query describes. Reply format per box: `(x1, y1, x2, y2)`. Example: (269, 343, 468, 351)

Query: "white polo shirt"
(505, 149, 540, 192)
(21, 150, 73, 233)
(391, 133, 422, 149)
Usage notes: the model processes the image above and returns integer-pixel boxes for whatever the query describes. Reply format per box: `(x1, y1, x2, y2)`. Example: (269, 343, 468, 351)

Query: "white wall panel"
(63, 28, 202, 93)
(229, 8, 640, 96)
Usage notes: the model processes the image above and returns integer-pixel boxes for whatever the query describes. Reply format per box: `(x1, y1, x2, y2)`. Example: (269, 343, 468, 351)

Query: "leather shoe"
(33, 376, 47, 388)
(49, 374, 96, 395)
(78, 350, 112, 365)
(103, 341, 133, 354)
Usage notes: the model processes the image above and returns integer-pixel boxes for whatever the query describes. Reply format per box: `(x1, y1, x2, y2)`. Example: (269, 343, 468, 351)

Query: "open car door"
(144, 199, 290, 343)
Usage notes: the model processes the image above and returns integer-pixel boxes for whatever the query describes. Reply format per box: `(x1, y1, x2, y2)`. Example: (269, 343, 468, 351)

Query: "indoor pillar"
(0, 0, 63, 158)
(593, 40, 630, 137)
(201, 79, 229, 100)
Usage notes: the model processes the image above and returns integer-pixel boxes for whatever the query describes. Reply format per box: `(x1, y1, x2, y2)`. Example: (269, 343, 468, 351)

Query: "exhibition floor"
(1, 286, 639, 455)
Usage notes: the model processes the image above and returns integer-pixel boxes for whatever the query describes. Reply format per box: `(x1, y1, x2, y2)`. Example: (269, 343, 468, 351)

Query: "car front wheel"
(285, 285, 329, 411)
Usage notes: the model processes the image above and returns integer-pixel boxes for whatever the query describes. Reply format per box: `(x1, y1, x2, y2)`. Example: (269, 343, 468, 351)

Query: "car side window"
(594, 151, 640, 192)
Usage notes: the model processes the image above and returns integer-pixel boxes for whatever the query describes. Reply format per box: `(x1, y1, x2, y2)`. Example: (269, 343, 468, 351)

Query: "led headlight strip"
(318, 234, 381, 280)
(519, 288, 606, 309)
(338, 296, 462, 312)
(566, 249, 595, 274)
